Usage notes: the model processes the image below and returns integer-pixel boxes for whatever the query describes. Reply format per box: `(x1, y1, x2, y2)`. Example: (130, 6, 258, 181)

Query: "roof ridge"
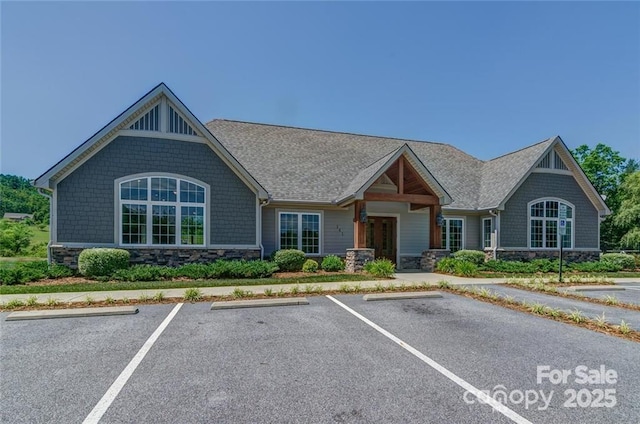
(208, 118, 453, 147)
(484, 136, 556, 163)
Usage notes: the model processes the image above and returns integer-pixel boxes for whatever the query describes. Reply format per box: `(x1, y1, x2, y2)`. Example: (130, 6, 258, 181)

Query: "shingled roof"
(205, 119, 557, 210)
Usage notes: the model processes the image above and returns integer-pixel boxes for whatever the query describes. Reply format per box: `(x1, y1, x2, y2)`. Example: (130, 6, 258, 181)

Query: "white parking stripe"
(83, 303, 183, 424)
(326, 295, 533, 424)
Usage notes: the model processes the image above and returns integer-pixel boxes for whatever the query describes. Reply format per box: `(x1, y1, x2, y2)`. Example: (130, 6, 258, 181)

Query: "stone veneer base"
(487, 250, 600, 264)
(345, 248, 375, 273)
(50, 246, 261, 269)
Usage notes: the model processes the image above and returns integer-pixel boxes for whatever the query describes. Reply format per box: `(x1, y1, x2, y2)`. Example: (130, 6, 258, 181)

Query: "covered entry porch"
(340, 146, 451, 272)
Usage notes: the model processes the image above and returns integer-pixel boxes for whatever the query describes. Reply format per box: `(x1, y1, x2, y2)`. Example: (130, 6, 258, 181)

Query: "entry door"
(366, 217, 397, 263)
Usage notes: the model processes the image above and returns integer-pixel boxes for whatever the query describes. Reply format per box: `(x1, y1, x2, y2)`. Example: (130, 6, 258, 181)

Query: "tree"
(572, 144, 639, 250)
(0, 221, 33, 256)
(614, 171, 640, 249)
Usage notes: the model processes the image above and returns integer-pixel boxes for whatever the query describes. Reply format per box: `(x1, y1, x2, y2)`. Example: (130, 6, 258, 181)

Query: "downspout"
(489, 209, 499, 261)
(36, 187, 53, 264)
(259, 197, 271, 260)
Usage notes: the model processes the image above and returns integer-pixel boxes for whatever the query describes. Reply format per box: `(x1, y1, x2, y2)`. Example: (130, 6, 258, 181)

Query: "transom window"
(279, 212, 320, 254)
(119, 176, 206, 246)
(441, 218, 464, 252)
(529, 199, 573, 249)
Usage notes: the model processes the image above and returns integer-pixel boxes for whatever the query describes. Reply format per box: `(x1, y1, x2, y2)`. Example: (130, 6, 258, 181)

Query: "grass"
(0, 273, 373, 295)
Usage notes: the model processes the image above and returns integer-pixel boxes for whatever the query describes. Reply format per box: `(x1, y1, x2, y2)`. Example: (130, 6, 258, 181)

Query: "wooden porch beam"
(398, 157, 404, 194)
(364, 192, 438, 205)
(353, 201, 366, 248)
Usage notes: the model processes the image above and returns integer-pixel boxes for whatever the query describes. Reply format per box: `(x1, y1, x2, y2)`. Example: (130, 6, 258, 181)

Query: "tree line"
(0, 174, 50, 224)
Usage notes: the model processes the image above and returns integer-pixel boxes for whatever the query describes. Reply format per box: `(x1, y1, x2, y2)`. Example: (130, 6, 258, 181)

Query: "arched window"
(118, 175, 207, 246)
(528, 199, 573, 249)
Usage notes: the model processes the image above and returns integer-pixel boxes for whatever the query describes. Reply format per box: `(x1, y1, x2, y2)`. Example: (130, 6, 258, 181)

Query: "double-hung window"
(529, 199, 573, 249)
(441, 218, 464, 252)
(119, 176, 206, 246)
(279, 212, 320, 254)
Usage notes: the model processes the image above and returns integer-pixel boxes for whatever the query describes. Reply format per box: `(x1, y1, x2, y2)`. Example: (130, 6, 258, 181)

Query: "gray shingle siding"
(56, 136, 257, 245)
(500, 173, 599, 249)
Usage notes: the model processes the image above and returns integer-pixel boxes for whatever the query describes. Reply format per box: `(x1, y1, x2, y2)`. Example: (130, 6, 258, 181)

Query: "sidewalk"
(1, 274, 637, 305)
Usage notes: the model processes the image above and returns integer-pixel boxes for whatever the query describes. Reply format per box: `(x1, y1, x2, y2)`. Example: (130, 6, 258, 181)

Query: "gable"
(35, 83, 267, 199)
(493, 137, 609, 216)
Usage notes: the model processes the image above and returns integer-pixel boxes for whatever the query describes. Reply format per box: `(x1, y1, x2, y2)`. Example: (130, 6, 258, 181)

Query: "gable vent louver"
(129, 104, 160, 131)
(168, 105, 198, 136)
(536, 151, 568, 171)
(553, 151, 569, 170)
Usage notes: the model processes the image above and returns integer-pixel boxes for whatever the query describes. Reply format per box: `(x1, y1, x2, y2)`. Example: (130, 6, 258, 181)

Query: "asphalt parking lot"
(576, 283, 640, 306)
(1, 293, 639, 424)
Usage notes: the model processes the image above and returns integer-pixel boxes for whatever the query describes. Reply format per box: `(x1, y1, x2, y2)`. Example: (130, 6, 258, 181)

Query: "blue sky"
(1, 1, 638, 179)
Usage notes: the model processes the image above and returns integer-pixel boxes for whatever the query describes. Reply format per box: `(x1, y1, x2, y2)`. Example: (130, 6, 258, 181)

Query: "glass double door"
(366, 217, 397, 263)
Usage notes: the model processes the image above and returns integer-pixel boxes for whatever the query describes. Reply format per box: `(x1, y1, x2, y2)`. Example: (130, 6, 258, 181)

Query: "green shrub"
(273, 249, 306, 272)
(454, 261, 478, 277)
(47, 263, 74, 279)
(530, 259, 556, 273)
(363, 259, 395, 278)
(601, 253, 636, 270)
(78, 248, 130, 277)
(452, 250, 485, 265)
(569, 261, 622, 273)
(480, 260, 538, 274)
(436, 257, 458, 274)
(302, 259, 319, 273)
(28, 241, 48, 258)
(321, 255, 344, 272)
(112, 265, 176, 282)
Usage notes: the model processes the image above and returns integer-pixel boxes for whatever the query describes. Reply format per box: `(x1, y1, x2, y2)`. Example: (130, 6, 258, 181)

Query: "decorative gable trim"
(497, 136, 610, 215)
(34, 83, 268, 199)
(336, 144, 452, 206)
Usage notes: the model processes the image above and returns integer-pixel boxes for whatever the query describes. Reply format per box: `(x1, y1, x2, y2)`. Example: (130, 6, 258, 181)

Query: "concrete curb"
(211, 297, 309, 310)
(5, 306, 139, 321)
(565, 286, 626, 292)
(363, 291, 443, 301)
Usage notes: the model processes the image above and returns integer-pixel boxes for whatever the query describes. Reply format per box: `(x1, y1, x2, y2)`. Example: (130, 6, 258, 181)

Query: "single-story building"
(3, 213, 34, 222)
(34, 83, 610, 270)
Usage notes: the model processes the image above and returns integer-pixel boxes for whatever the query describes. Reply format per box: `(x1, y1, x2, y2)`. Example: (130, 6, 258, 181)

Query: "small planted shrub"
(454, 261, 478, 277)
(321, 255, 344, 272)
(601, 253, 636, 270)
(183, 288, 203, 302)
(302, 259, 319, 273)
(363, 259, 395, 278)
(273, 249, 306, 272)
(436, 258, 458, 274)
(78, 248, 130, 277)
(452, 250, 485, 265)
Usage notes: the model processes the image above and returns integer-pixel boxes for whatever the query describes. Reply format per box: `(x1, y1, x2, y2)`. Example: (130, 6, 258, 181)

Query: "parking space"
(576, 283, 640, 306)
(485, 285, 640, 327)
(1, 293, 638, 423)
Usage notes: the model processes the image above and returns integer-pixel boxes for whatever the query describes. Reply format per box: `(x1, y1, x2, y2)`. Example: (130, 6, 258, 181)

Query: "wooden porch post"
(430, 204, 442, 249)
(354, 201, 366, 248)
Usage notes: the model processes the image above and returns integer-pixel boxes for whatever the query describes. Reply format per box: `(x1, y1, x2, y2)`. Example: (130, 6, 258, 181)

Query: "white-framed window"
(482, 218, 492, 249)
(441, 218, 464, 252)
(528, 199, 573, 249)
(278, 212, 321, 254)
(118, 175, 207, 246)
